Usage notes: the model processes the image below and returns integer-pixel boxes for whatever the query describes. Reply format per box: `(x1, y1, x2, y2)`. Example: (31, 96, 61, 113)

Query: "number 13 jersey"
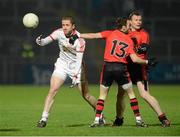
(100, 30, 135, 64)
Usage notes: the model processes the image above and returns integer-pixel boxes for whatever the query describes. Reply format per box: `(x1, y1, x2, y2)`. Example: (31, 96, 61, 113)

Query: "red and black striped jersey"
(100, 30, 135, 64)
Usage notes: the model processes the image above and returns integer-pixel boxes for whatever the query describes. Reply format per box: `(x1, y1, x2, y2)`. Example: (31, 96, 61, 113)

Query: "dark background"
(0, 0, 180, 84)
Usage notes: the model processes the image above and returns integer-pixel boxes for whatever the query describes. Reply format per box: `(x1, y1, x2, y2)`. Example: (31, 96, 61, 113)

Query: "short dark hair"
(115, 17, 127, 29)
(128, 10, 142, 20)
(62, 16, 75, 25)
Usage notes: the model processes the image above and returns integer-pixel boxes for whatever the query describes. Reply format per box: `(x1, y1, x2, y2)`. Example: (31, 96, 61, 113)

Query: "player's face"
(130, 15, 142, 30)
(62, 20, 75, 36)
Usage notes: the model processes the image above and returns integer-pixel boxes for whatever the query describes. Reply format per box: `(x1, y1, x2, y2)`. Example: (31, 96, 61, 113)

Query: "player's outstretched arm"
(80, 33, 102, 39)
(36, 35, 53, 46)
(69, 33, 102, 45)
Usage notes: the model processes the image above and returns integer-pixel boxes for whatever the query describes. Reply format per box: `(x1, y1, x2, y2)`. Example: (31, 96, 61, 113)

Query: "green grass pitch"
(0, 84, 180, 136)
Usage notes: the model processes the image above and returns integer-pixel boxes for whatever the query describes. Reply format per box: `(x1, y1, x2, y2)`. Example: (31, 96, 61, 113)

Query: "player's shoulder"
(101, 30, 113, 35)
(107, 30, 115, 34)
(140, 28, 149, 36)
(73, 29, 85, 43)
(74, 30, 80, 37)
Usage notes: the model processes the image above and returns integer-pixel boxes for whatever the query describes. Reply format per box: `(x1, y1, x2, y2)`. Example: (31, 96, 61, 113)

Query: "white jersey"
(49, 29, 85, 62)
(40, 28, 85, 83)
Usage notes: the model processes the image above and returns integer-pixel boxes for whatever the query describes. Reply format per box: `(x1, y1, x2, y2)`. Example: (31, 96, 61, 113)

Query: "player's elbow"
(130, 54, 138, 63)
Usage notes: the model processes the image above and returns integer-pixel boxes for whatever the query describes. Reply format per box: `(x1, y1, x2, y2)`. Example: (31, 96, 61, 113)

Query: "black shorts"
(127, 62, 149, 84)
(100, 62, 131, 87)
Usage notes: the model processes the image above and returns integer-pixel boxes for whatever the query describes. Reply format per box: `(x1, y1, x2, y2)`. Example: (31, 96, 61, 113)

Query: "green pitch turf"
(0, 84, 180, 136)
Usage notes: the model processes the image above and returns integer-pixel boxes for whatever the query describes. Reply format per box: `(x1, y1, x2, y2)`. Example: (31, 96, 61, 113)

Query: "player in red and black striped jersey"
(114, 10, 170, 127)
(70, 18, 157, 127)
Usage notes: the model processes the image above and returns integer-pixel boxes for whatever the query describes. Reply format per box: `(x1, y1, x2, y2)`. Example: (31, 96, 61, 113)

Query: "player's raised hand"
(69, 34, 79, 45)
(36, 34, 42, 46)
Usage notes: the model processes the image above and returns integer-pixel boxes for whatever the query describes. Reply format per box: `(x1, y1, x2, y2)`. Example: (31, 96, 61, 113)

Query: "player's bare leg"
(90, 85, 108, 127)
(77, 80, 97, 110)
(37, 76, 65, 128)
(113, 86, 126, 126)
(76, 63, 97, 109)
(137, 81, 170, 127)
(137, 81, 162, 115)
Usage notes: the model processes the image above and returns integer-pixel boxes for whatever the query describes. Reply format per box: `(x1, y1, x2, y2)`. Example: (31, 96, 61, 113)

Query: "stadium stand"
(0, 0, 179, 84)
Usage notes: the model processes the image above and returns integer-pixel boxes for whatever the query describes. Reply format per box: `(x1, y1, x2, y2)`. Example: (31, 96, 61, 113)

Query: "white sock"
(95, 117, 100, 122)
(136, 116, 142, 121)
(41, 111, 49, 121)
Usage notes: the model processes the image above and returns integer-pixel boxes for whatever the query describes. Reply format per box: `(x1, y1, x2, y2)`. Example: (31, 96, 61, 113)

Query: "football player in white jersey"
(36, 16, 99, 127)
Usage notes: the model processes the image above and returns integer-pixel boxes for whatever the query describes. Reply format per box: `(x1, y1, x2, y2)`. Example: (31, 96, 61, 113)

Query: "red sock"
(130, 98, 140, 116)
(95, 99, 104, 117)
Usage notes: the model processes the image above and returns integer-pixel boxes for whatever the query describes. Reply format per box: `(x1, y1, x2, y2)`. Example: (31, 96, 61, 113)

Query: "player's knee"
(48, 88, 58, 97)
(139, 91, 148, 99)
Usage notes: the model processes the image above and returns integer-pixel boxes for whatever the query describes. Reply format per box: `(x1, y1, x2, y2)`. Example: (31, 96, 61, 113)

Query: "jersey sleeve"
(100, 30, 112, 38)
(40, 36, 53, 46)
(49, 29, 61, 40)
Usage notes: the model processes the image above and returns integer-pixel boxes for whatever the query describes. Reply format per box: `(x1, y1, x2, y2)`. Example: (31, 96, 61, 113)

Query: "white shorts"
(52, 58, 86, 83)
